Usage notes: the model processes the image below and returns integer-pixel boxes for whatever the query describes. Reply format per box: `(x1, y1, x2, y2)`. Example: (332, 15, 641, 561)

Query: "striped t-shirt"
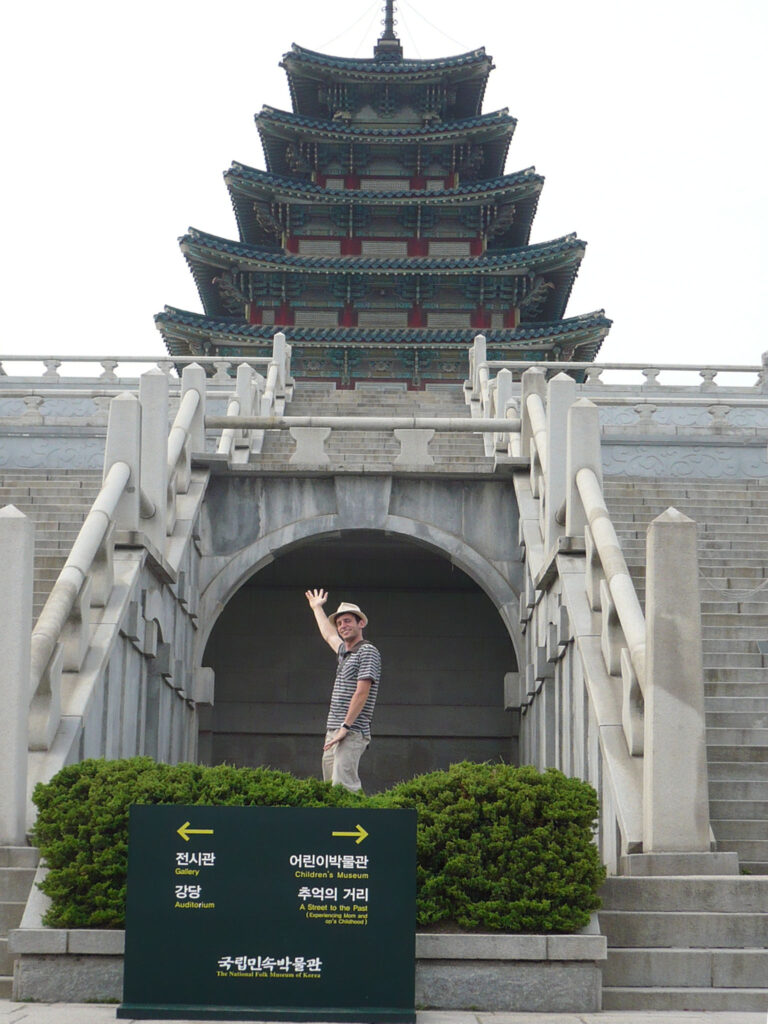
(327, 640, 381, 740)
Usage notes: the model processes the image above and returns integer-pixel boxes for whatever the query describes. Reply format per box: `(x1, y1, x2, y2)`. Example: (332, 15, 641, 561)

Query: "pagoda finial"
(374, 0, 403, 61)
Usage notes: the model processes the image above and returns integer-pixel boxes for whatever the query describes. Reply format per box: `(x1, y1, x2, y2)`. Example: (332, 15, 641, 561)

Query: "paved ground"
(0, 1006, 765, 1024)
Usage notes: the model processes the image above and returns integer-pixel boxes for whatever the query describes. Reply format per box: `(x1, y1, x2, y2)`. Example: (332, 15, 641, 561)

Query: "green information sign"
(118, 805, 416, 1022)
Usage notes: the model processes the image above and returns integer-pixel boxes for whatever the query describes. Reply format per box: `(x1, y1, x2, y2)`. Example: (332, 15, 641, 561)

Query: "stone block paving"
(0, 1004, 765, 1023)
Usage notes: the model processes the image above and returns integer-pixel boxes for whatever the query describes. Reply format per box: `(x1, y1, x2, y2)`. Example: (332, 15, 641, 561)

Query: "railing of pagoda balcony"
(465, 333, 768, 413)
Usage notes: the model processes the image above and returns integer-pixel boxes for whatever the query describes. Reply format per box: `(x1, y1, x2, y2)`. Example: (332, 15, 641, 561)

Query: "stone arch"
(195, 513, 523, 665)
(193, 474, 523, 788)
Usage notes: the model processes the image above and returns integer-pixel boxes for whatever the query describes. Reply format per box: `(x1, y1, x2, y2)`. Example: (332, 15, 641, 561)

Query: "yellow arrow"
(177, 821, 214, 843)
(332, 824, 368, 845)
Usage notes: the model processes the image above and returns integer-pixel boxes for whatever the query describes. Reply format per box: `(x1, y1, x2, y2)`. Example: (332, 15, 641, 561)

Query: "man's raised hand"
(305, 588, 328, 609)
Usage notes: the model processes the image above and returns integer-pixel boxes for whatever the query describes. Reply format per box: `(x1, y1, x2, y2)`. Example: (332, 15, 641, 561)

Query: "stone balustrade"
(466, 333, 768, 402)
(515, 367, 712, 870)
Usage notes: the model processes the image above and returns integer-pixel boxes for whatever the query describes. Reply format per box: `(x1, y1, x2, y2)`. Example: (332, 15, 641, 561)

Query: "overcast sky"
(2, 0, 765, 370)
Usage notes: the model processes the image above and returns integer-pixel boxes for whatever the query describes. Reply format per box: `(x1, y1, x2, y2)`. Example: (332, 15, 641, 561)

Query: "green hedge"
(31, 759, 604, 933)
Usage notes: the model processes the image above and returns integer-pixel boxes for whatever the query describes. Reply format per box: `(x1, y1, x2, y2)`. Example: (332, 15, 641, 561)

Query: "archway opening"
(201, 530, 519, 790)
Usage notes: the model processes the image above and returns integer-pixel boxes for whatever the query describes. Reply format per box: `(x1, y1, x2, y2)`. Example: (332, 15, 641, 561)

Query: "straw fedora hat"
(328, 602, 368, 629)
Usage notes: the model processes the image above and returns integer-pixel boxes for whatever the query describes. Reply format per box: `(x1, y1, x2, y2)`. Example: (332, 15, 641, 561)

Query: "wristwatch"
(342, 723, 351, 730)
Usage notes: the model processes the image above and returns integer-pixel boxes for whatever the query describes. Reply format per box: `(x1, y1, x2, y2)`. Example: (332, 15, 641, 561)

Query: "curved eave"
(180, 229, 584, 321)
(282, 43, 493, 75)
(181, 227, 584, 275)
(157, 305, 610, 358)
(256, 105, 514, 140)
(281, 46, 493, 119)
(226, 163, 542, 203)
(256, 106, 514, 177)
(224, 164, 544, 246)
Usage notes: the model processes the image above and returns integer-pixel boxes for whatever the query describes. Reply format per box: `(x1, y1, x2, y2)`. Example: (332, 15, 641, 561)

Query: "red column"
(470, 307, 492, 329)
(407, 238, 429, 256)
(339, 303, 358, 326)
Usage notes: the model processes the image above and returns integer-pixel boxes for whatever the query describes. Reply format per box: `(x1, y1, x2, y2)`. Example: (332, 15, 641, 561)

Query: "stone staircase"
(0, 847, 38, 998)
(600, 874, 768, 1010)
(257, 381, 492, 471)
(599, 477, 768, 1011)
(0, 469, 102, 621)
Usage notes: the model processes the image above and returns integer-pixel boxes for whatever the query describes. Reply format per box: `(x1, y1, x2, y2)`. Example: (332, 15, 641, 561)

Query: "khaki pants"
(322, 730, 369, 792)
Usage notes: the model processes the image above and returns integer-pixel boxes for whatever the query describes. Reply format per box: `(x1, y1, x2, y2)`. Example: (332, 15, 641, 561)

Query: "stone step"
(0, 867, 36, 902)
(708, 696, 768, 712)
(708, 761, 768, 780)
(702, 627, 768, 640)
(712, 819, 768, 839)
(703, 668, 768, 679)
(709, 799, 768, 820)
(706, 711, 768, 728)
(711, 839, 768, 862)
(706, 726, 768, 745)
(607, 496, 768, 508)
(600, 875, 768, 912)
(706, 684, 768, 699)
(707, 744, 768, 763)
(0, 903, 24, 932)
(708, 778, 768, 802)
(703, 638, 768, 651)
(602, 986, 768, 1011)
(0, 848, 38, 868)
(598, 910, 768, 947)
(603, 947, 768, 988)
(0, 938, 11, 976)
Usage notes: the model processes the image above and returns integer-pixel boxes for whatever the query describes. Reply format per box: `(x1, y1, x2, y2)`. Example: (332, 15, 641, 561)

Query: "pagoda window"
(375, 84, 397, 118)
(318, 144, 345, 175)
(421, 84, 447, 120)
(350, 143, 369, 173)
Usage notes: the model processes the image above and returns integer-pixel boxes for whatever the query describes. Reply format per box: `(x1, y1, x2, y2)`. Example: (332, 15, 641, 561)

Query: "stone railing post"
(494, 368, 513, 452)
(520, 367, 546, 462)
(139, 369, 169, 551)
(181, 363, 207, 454)
(235, 363, 255, 449)
(565, 398, 602, 541)
(643, 508, 710, 852)
(760, 351, 768, 393)
(272, 331, 287, 393)
(0, 507, 33, 845)
(104, 392, 141, 532)
(544, 372, 576, 551)
(468, 333, 487, 410)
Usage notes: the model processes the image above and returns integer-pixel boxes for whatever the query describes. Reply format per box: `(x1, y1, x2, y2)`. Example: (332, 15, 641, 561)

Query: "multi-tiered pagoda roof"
(156, 3, 610, 385)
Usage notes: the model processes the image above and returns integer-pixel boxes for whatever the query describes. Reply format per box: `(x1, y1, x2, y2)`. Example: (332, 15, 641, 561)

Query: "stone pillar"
(565, 398, 602, 541)
(643, 508, 710, 852)
(139, 369, 169, 551)
(0, 506, 33, 844)
(544, 372, 576, 552)
(181, 363, 207, 454)
(520, 368, 546, 461)
(104, 392, 141, 532)
(272, 332, 287, 393)
(494, 368, 514, 452)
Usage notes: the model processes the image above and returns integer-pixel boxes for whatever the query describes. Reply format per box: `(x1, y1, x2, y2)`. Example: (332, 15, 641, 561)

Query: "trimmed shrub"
(31, 758, 364, 928)
(31, 758, 603, 932)
(377, 762, 605, 932)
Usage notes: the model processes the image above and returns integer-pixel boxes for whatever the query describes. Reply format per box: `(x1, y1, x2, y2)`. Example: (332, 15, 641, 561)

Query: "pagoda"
(156, 2, 611, 386)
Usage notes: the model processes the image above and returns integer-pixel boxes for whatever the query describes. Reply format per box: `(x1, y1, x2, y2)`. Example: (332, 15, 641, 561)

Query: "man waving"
(305, 589, 381, 792)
